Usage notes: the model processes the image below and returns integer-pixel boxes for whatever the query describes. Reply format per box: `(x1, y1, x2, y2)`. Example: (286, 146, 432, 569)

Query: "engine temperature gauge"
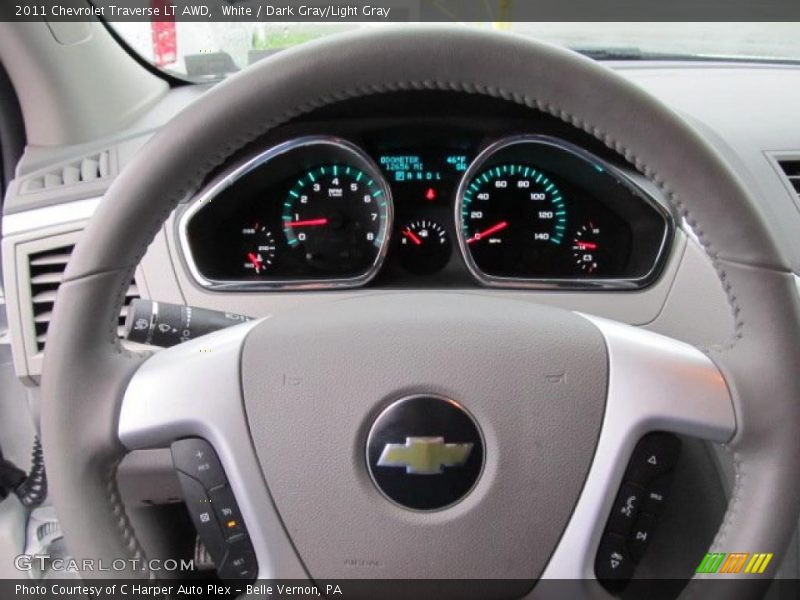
(398, 219, 451, 275)
(572, 222, 601, 274)
(241, 223, 276, 276)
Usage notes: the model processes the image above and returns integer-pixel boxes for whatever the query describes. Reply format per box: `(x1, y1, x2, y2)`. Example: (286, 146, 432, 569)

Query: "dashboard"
(179, 110, 672, 291)
(5, 63, 799, 381)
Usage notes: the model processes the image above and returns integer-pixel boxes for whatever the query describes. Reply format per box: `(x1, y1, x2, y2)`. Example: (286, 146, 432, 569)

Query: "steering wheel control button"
(171, 438, 226, 490)
(175, 472, 228, 565)
(624, 432, 681, 485)
(595, 532, 634, 588)
(606, 483, 644, 536)
(628, 512, 657, 563)
(597, 433, 680, 591)
(209, 486, 246, 541)
(643, 473, 674, 515)
(366, 395, 484, 511)
(171, 438, 258, 580)
(219, 541, 258, 579)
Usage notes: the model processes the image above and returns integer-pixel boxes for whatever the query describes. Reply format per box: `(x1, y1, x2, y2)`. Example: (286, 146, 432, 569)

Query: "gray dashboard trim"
(2, 197, 101, 236)
(765, 150, 800, 215)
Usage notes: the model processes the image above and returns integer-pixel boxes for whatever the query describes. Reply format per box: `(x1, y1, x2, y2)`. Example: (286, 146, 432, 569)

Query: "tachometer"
(283, 163, 390, 274)
(181, 136, 393, 289)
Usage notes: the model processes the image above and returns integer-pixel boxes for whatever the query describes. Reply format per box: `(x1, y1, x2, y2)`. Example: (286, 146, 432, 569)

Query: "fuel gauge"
(398, 219, 451, 275)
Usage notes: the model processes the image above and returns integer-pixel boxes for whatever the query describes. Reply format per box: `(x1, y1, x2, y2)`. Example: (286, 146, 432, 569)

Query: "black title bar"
(3, 0, 800, 22)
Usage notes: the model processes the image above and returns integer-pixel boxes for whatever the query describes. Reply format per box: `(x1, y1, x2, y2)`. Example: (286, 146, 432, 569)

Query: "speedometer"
(461, 163, 567, 258)
(456, 136, 671, 287)
(458, 160, 568, 278)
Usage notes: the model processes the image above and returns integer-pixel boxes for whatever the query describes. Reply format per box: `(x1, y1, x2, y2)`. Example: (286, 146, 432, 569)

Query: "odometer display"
(460, 163, 568, 277)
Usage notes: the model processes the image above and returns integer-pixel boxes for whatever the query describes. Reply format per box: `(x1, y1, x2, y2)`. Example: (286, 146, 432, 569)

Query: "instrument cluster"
(179, 125, 672, 291)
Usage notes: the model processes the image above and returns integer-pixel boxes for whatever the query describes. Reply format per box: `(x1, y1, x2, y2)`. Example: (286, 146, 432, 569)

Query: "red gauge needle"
(466, 221, 508, 244)
(575, 241, 598, 250)
(286, 218, 329, 228)
(403, 229, 423, 246)
(247, 252, 263, 273)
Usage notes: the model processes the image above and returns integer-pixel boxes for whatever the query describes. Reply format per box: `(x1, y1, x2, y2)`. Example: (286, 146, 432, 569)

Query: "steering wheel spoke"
(118, 319, 306, 579)
(540, 314, 735, 590)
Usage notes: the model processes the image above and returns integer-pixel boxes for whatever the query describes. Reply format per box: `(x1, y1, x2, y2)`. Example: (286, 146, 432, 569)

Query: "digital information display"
(378, 153, 469, 183)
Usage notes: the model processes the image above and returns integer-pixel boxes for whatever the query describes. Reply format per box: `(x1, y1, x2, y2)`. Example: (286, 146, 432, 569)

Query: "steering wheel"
(40, 27, 800, 599)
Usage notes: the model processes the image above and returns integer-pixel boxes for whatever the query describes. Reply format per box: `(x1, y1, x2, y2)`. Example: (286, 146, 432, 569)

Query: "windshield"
(110, 22, 800, 82)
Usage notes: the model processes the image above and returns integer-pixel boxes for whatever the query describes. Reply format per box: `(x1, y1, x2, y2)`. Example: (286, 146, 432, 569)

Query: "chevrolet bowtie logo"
(377, 437, 474, 475)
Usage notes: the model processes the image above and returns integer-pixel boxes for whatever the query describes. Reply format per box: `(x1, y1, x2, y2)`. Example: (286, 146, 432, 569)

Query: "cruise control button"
(175, 472, 227, 566)
(624, 433, 680, 485)
(606, 482, 644, 536)
(629, 512, 657, 563)
(171, 438, 227, 491)
(210, 485, 246, 541)
(595, 532, 633, 588)
(643, 473, 673, 515)
(219, 540, 257, 580)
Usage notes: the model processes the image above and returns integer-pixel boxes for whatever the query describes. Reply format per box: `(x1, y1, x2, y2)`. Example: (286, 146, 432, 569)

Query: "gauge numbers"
(282, 163, 390, 274)
(459, 163, 567, 277)
(572, 222, 602, 274)
(241, 224, 276, 276)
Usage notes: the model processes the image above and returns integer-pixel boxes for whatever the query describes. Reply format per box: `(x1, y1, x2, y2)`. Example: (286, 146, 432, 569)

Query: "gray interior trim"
(1, 223, 147, 380)
(2, 196, 100, 236)
(765, 151, 800, 215)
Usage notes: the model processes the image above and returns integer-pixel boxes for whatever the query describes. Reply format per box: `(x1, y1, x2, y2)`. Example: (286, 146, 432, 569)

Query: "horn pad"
(366, 394, 485, 511)
(241, 293, 607, 586)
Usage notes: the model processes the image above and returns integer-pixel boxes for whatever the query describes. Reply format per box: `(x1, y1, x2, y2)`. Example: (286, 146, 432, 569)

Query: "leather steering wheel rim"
(40, 26, 800, 598)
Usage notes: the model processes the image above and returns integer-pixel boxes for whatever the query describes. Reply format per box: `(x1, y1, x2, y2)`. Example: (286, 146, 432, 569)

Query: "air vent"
(28, 245, 139, 352)
(20, 150, 113, 194)
(778, 160, 800, 195)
